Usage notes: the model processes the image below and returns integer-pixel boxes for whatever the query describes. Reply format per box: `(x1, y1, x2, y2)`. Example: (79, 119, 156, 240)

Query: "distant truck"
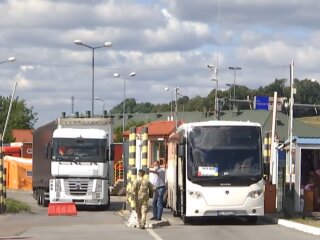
(32, 117, 114, 209)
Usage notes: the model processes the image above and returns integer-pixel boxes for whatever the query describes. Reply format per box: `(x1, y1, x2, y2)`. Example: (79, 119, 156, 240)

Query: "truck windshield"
(187, 125, 263, 185)
(52, 138, 107, 162)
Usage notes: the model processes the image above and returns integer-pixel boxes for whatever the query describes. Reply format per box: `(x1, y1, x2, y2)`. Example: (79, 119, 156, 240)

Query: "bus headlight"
(249, 190, 263, 199)
(188, 190, 203, 199)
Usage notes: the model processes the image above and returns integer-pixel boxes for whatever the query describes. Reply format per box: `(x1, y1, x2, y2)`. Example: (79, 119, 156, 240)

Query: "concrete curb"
(263, 216, 320, 236)
(277, 219, 320, 236)
(147, 219, 170, 229)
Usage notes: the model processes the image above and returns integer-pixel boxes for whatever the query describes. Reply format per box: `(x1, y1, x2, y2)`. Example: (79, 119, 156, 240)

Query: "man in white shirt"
(149, 160, 166, 221)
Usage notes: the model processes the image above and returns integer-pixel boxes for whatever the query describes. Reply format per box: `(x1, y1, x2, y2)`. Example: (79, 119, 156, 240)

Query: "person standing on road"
(150, 160, 166, 221)
(132, 169, 154, 229)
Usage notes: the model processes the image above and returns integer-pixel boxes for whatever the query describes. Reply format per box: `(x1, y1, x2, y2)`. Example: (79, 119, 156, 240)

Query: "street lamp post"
(74, 40, 112, 117)
(229, 66, 242, 101)
(226, 83, 233, 110)
(164, 87, 174, 121)
(71, 96, 75, 115)
(113, 72, 136, 133)
(0, 57, 15, 64)
(175, 87, 179, 129)
(207, 64, 218, 117)
(225, 83, 232, 99)
(94, 97, 105, 116)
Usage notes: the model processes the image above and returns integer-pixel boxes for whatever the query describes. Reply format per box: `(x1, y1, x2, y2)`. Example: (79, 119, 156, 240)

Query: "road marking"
(147, 228, 163, 240)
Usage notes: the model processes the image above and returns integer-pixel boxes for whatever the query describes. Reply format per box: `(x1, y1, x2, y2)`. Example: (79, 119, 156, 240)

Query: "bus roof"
(177, 120, 261, 131)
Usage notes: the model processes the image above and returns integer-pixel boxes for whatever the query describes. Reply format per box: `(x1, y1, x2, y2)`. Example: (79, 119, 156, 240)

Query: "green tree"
(295, 79, 320, 104)
(113, 120, 147, 143)
(263, 79, 287, 97)
(185, 96, 206, 112)
(0, 96, 38, 143)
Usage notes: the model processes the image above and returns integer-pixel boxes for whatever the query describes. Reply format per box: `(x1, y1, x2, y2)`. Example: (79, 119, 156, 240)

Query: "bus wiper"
(72, 156, 80, 162)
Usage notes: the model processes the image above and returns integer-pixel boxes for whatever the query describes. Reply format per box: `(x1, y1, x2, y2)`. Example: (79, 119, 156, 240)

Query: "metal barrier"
(114, 160, 124, 183)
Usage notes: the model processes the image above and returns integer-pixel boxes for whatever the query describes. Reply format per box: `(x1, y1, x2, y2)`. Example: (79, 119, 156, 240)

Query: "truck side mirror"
(46, 141, 53, 159)
(110, 144, 115, 161)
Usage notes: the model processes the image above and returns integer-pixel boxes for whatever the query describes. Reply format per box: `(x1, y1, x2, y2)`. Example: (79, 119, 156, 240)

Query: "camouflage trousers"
(135, 200, 149, 227)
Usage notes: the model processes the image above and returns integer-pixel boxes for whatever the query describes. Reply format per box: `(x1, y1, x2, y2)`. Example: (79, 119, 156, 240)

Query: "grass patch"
(299, 116, 320, 126)
(6, 198, 31, 213)
(292, 217, 320, 228)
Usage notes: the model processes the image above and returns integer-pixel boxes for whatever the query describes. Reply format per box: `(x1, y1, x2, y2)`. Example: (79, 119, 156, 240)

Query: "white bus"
(166, 121, 265, 223)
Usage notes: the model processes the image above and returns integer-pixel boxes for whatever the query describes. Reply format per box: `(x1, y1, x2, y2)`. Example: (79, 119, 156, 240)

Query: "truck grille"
(65, 179, 93, 196)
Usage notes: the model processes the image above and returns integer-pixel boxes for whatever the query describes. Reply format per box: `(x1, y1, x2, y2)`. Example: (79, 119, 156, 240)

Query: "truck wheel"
(42, 197, 49, 207)
(39, 190, 44, 206)
(96, 204, 109, 211)
(106, 190, 111, 209)
(39, 190, 48, 207)
(37, 191, 41, 205)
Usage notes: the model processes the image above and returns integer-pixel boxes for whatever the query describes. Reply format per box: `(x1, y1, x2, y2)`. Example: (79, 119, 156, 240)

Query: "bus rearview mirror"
(178, 144, 185, 158)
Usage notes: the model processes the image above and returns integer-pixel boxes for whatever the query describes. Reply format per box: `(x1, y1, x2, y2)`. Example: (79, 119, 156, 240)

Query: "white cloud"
(0, 0, 319, 127)
(20, 65, 35, 71)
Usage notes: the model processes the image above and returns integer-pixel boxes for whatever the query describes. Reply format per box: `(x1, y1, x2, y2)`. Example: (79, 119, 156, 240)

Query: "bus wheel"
(182, 215, 190, 224)
(246, 216, 258, 224)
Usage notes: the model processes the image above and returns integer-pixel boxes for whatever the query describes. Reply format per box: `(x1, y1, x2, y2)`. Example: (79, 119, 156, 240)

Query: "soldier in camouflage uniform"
(132, 169, 154, 229)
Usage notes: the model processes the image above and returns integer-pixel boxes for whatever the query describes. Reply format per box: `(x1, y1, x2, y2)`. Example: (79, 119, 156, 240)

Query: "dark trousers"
(152, 186, 166, 219)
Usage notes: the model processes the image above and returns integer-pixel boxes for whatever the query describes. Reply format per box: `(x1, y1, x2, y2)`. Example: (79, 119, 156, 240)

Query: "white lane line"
(147, 228, 164, 240)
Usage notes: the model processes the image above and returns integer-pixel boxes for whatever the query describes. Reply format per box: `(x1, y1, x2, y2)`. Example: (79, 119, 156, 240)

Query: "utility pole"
(71, 96, 74, 115)
(289, 61, 294, 191)
(175, 87, 179, 129)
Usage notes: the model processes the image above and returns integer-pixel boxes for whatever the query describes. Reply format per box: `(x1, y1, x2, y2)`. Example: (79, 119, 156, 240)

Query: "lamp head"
(74, 39, 83, 45)
(104, 42, 112, 47)
(207, 64, 215, 71)
(164, 87, 169, 91)
(8, 57, 16, 62)
(129, 72, 136, 77)
(113, 73, 120, 78)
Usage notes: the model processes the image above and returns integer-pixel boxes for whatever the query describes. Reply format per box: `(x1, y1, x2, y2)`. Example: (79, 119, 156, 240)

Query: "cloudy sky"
(1, 0, 320, 127)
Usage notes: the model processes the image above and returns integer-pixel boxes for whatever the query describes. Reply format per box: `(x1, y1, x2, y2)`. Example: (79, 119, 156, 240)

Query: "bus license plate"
(217, 210, 236, 216)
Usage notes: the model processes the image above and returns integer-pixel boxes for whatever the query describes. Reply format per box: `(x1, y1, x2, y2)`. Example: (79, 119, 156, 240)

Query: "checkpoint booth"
(281, 137, 320, 213)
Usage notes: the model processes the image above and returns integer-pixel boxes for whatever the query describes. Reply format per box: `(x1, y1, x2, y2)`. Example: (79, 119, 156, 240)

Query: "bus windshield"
(52, 138, 107, 162)
(187, 125, 262, 183)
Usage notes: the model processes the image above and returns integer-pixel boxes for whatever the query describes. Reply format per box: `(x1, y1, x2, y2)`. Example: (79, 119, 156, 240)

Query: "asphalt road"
(1, 190, 319, 240)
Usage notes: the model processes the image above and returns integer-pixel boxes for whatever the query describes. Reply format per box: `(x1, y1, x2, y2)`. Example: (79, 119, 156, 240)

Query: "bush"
(6, 198, 31, 213)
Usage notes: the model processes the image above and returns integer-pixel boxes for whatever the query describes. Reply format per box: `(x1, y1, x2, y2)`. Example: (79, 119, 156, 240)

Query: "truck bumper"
(49, 178, 109, 205)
